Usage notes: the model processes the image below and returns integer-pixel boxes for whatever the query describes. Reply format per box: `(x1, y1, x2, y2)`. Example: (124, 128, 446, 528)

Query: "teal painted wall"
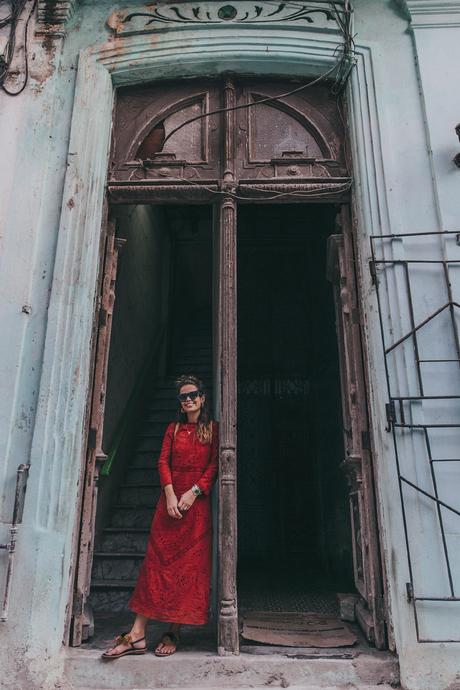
(0, 2, 459, 688)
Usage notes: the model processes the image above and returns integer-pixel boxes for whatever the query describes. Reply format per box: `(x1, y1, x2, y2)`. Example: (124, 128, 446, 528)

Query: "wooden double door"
(70, 78, 385, 652)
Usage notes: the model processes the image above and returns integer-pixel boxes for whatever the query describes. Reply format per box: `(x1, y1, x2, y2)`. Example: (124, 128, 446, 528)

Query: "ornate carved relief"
(108, 2, 337, 36)
(110, 79, 349, 192)
(236, 82, 348, 181)
(111, 82, 221, 183)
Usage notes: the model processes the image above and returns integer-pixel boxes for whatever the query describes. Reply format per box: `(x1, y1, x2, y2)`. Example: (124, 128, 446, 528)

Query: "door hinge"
(361, 430, 371, 450)
(72, 589, 84, 617)
(98, 307, 108, 327)
(385, 401, 396, 432)
(406, 582, 414, 603)
(374, 593, 386, 621)
(369, 260, 377, 285)
(88, 427, 97, 450)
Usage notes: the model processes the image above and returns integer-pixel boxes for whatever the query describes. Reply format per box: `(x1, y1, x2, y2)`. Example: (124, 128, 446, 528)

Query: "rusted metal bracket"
(0, 464, 30, 622)
(369, 260, 377, 285)
(406, 582, 414, 604)
(385, 401, 396, 432)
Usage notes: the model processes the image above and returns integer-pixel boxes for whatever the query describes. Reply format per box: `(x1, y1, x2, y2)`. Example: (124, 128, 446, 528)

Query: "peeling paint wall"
(0, 1, 460, 689)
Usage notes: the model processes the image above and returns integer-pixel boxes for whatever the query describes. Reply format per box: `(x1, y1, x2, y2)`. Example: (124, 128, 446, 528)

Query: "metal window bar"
(370, 230, 460, 643)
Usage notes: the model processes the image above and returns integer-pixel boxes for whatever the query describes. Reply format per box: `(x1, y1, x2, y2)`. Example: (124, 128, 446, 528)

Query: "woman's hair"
(175, 374, 213, 444)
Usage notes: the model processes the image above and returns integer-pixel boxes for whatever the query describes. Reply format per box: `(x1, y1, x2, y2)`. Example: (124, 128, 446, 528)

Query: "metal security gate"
(370, 230, 460, 643)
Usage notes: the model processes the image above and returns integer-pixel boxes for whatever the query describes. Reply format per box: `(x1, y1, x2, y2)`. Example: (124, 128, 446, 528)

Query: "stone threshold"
(65, 646, 400, 689)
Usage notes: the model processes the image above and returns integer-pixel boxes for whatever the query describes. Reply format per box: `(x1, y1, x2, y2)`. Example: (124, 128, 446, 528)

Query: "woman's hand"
(178, 489, 197, 513)
(164, 485, 183, 519)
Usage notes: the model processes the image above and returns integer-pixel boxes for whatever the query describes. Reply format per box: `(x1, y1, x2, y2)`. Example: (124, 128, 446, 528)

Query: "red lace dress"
(128, 421, 218, 624)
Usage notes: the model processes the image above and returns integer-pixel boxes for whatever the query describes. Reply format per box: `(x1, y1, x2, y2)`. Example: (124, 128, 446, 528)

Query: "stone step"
(110, 506, 153, 528)
(171, 365, 212, 374)
(91, 578, 136, 589)
(174, 336, 211, 345)
(76, 686, 399, 690)
(174, 352, 212, 362)
(145, 410, 178, 422)
(92, 552, 144, 580)
(65, 648, 400, 689)
(117, 485, 161, 507)
(88, 581, 135, 612)
(133, 436, 164, 452)
(125, 467, 159, 483)
(129, 453, 162, 469)
(138, 422, 170, 436)
(99, 527, 149, 552)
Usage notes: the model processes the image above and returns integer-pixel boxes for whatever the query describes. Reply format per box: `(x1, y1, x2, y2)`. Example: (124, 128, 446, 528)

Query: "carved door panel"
(234, 81, 348, 183)
(327, 212, 386, 649)
(70, 220, 124, 646)
(111, 81, 222, 187)
(108, 78, 351, 205)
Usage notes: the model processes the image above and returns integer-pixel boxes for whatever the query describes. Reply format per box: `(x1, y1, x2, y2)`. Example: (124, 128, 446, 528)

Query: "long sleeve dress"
(128, 420, 218, 625)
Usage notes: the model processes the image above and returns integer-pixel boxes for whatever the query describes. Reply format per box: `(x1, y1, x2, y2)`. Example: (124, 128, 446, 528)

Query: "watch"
(191, 484, 202, 497)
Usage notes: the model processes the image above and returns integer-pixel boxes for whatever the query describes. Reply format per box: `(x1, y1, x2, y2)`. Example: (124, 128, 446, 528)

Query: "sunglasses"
(177, 390, 203, 402)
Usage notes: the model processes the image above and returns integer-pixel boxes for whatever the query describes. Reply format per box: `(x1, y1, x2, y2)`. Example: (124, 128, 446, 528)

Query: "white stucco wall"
(0, 2, 459, 689)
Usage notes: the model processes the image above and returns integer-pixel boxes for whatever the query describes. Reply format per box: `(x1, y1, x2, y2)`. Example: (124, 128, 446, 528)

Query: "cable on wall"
(0, 0, 37, 96)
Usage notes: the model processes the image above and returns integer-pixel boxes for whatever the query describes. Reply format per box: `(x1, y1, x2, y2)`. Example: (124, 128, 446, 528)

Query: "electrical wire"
(1, 0, 36, 96)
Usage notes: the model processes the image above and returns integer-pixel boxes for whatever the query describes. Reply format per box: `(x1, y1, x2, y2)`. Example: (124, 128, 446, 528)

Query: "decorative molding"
(399, 0, 460, 27)
(108, 1, 339, 36)
(36, 0, 79, 37)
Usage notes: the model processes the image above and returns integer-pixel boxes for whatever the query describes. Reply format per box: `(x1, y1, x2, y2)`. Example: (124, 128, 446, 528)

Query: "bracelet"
(191, 484, 202, 497)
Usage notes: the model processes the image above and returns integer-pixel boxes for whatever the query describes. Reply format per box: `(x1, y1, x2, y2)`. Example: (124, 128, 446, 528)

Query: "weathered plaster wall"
(0, 2, 459, 689)
(350, 4, 460, 689)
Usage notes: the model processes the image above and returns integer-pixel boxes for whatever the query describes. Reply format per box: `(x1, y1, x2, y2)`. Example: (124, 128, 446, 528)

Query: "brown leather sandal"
(154, 630, 179, 657)
(101, 632, 147, 659)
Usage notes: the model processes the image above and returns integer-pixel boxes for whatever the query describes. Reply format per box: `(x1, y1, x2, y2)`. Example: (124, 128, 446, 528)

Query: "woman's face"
(179, 384, 205, 415)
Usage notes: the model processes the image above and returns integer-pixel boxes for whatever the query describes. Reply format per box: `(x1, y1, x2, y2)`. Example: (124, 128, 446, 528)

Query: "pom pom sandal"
(101, 632, 147, 659)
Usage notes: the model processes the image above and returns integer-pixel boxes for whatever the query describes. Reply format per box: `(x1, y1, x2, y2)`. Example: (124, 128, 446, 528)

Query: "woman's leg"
(103, 614, 149, 656)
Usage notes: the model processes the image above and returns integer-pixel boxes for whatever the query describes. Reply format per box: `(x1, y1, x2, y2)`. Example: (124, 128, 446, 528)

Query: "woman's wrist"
(164, 483, 175, 496)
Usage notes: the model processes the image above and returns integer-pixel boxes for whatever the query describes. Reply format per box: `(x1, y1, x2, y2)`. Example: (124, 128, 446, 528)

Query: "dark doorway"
(237, 204, 354, 618)
(74, 204, 215, 647)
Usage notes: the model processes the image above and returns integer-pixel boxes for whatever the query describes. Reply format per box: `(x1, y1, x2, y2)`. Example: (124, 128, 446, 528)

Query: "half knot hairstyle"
(175, 374, 213, 444)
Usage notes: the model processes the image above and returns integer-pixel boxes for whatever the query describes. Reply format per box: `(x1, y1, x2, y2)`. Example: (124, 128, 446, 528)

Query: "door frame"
(64, 72, 390, 654)
(327, 207, 387, 648)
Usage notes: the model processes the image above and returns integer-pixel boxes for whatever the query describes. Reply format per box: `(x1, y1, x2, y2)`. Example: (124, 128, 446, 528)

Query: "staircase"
(89, 328, 212, 612)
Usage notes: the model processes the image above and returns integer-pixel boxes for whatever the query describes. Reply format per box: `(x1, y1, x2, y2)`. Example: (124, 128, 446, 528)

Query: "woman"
(102, 374, 218, 659)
